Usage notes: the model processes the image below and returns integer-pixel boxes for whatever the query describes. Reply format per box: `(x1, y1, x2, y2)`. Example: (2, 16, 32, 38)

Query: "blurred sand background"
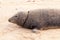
(0, 0, 60, 40)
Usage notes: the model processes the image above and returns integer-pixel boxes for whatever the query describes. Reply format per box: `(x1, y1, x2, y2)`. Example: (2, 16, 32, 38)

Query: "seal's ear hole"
(15, 16, 17, 17)
(28, 11, 29, 13)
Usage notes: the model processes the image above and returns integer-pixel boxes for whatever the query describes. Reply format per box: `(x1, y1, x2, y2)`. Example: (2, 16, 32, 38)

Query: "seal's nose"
(8, 19, 11, 22)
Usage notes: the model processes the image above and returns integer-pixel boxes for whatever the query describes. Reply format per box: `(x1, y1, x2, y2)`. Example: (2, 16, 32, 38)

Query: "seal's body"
(8, 9, 60, 32)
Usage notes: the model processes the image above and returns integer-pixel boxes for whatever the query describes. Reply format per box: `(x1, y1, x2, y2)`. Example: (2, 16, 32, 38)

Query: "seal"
(8, 9, 60, 32)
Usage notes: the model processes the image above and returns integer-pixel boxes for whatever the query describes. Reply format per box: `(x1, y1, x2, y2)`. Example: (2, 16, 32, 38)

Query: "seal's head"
(8, 11, 28, 26)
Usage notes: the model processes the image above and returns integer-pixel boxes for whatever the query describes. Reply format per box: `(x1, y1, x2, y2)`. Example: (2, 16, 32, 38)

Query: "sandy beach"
(0, 0, 60, 40)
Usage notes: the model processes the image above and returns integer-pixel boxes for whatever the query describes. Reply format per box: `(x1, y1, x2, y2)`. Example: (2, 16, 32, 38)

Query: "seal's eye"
(14, 15, 19, 19)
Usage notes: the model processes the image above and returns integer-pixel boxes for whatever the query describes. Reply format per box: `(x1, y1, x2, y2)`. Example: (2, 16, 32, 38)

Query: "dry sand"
(0, 0, 60, 40)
